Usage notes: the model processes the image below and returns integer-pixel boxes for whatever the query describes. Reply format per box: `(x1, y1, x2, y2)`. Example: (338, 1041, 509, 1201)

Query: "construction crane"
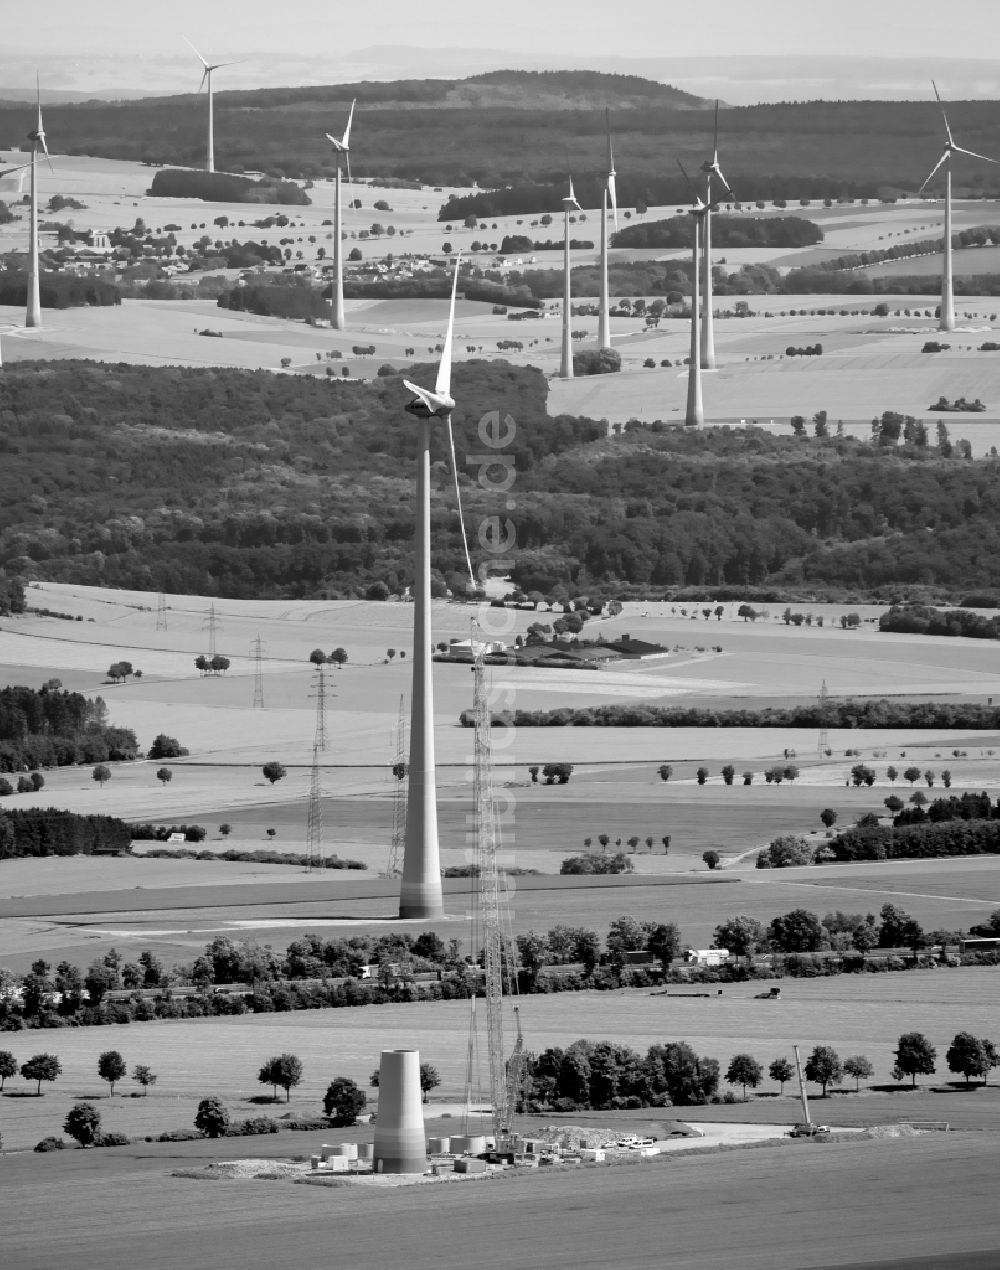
(470, 619, 525, 1150)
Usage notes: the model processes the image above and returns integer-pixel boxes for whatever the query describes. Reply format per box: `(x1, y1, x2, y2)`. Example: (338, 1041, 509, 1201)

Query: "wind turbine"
(184, 37, 238, 173)
(559, 177, 582, 379)
(398, 254, 463, 919)
(26, 80, 52, 329)
(678, 162, 707, 427)
(699, 101, 734, 369)
(598, 109, 618, 350)
(325, 99, 355, 330)
(919, 81, 998, 332)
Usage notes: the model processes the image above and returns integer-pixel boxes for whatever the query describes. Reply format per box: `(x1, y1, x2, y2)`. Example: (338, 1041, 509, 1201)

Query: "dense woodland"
(0, 360, 998, 600)
(0, 685, 138, 770)
(1, 73, 998, 193)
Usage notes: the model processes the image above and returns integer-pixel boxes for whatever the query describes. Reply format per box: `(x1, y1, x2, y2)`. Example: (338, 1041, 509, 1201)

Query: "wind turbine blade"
(342, 98, 356, 149)
(715, 165, 735, 201)
(931, 80, 955, 147)
(953, 145, 999, 165)
(712, 99, 720, 159)
(184, 35, 210, 68)
(605, 107, 618, 229)
(918, 151, 949, 193)
(677, 159, 701, 203)
(435, 253, 460, 399)
(198, 68, 209, 93)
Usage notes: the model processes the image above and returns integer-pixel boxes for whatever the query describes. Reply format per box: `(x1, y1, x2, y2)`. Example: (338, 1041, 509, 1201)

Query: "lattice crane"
(470, 620, 525, 1149)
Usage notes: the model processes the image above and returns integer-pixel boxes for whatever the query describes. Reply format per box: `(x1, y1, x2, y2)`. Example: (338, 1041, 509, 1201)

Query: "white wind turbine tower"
(560, 177, 582, 379)
(184, 37, 238, 173)
(26, 81, 52, 329)
(699, 101, 734, 369)
(325, 99, 355, 330)
(919, 81, 998, 333)
(598, 109, 618, 350)
(398, 254, 463, 919)
(678, 162, 708, 427)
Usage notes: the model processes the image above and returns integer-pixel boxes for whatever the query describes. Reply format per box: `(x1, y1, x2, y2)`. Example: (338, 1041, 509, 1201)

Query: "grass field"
(1, 968, 997, 1153)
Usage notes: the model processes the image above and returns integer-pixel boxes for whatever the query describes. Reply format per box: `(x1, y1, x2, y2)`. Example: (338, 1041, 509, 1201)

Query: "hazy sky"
(5, 0, 997, 60)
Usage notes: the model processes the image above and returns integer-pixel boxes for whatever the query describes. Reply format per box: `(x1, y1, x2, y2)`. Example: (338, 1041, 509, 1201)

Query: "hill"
(0, 360, 998, 602)
(2, 82, 998, 194)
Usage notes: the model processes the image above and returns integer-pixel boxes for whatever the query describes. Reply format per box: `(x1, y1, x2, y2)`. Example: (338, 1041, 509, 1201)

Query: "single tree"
(696, 766, 709, 786)
(661, 835, 671, 855)
(219, 823, 231, 836)
(646, 922, 681, 972)
(658, 764, 673, 782)
(92, 764, 111, 787)
(702, 849, 721, 870)
(903, 766, 922, 786)
(946, 1032, 991, 1087)
(194, 1096, 230, 1138)
(804, 1045, 842, 1096)
(909, 790, 927, 809)
(309, 648, 327, 665)
(721, 764, 736, 786)
(886, 765, 898, 782)
(419, 1062, 441, 1102)
(258, 1053, 303, 1103)
(843, 1055, 874, 1091)
(386, 648, 396, 661)
(21, 1053, 62, 1095)
(156, 767, 172, 785)
(131, 1064, 157, 1095)
(262, 762, 286, 785)
(64, 1101, 101, 1147)
(323, 1076, 366, 1125)
(98, 1050, 127, 1096)
(725, 1053, 763, 1100)
(329, 647, 348, 665)
(769, 1057, 794, 1094)
(714, 915, 766, 964)
(884, 795, 904, 816)
(819, 808, 838, 830)
(894, 1032, 936, 1088)
(528, 765, 539, 783)
(0, 1049, 17, 1090)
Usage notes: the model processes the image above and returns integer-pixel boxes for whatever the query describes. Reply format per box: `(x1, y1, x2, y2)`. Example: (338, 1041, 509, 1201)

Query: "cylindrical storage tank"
(338, 1143, 358, 1160)
(427, 1136, 450, 1154)
(324, 1144, 350, 1158)
(310, 1155, 321, 1170)
(357, 1142, 374, 1161)
(449, 1134, 471, 1154)
(373, 1049, 427, 1175)
(465, 1135, 488, 1155)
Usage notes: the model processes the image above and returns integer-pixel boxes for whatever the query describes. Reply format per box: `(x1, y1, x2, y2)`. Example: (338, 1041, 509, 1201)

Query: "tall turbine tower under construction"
(398, 256, 462, 919)
(26, 82, 50, 329)
(679, 162, 707, 427)
(325, 100, 355, 330)
(560, 178, 582, 378)
(598, 111, 618, 351)
(919, 82, 998, 333)
(699, 102, 734, 369)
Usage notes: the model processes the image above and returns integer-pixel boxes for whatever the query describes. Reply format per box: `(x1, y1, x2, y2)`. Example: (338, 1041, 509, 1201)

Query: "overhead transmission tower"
(305, 665, 331, 871)
(155, 592, 168, 632)
(468, 619, 525, 1151)
(817, 679, 830, 759)
(203, 603, 218, 659)
(310, 663, 329, 751)
(251, 634, 265, 709)
(386, 694, 407, 878)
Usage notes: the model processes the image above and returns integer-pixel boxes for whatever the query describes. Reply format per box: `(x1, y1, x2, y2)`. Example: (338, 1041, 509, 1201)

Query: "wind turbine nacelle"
(405, 393, 454, 419)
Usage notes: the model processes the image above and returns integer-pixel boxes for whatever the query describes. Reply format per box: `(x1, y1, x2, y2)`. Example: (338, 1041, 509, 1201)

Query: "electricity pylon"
(387, 694, 407, 877)
(305, 745, 323, 870)
(310, 664, 329, 751)
(203, 603, 218, 659)
(155, 592, 168, 632)
(251, 634, 265, 709)
(817, 679, 830, 759)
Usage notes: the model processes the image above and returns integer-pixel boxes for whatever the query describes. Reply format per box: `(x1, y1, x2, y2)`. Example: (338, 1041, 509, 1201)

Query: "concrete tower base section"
(399, 880, 445, 920)
(373, 1049, 427, 1175)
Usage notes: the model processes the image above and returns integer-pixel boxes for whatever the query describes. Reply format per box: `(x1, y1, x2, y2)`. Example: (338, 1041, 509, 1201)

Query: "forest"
(1, 73, 997, 193)
(610, 215, 823, 250)
(0, 360, 997, 601)
(0, 685, 138, 771)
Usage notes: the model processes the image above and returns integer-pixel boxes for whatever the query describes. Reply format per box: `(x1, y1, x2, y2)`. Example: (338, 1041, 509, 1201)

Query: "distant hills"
(0, 69, 998, 193)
